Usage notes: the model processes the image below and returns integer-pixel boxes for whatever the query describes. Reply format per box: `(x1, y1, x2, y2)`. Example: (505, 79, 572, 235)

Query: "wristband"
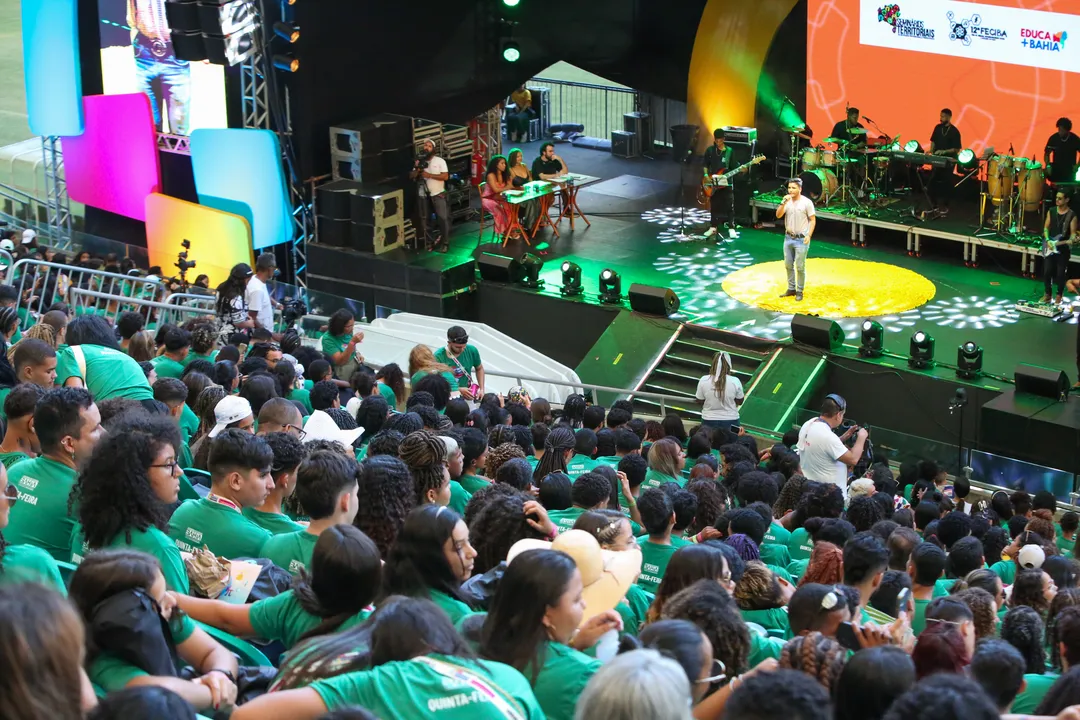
(547, 525, 559, 540)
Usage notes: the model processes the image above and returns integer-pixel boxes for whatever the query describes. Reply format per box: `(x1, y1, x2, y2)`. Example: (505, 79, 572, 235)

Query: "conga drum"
(986, 155, 1015, 206)
(1017, 162, 1045, 212)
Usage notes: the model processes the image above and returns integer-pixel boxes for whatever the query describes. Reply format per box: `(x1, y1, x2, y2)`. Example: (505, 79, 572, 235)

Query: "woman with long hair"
(69, 414, 189, 591)
(648, 543, 735, 623)
(232, 596, 544, 718)
(574, 509, 651, 636)
(407, 344, 458, 391)
(399, 430, 452, 507)
(69, 550, 240, 713)
(530, 397, 553, 426)
(173, 525, 381, 649)
(507, 148, 540, 229)
(381, 504, 478, 623)
(481, 155, 512, 237)
(188, 385, 228, 470)
(696, 351, 744, 431)
(354, 455, 415, 558)
(215, 263, 255, 343)
(375, 363, 406, 410)
(644, 437, 686, 489)
(532, 425, 575, 484)
(479, 548, 622, 720)
(127, 330, 156, 362)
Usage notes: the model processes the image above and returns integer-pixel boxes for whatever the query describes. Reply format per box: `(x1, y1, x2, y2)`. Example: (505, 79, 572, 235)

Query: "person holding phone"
(795, 394, 868, 494)
(434, 326, 484, 402)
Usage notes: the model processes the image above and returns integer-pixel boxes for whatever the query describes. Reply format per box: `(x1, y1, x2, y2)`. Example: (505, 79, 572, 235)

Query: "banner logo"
(947, 12, 1007, 45)
(1021, 28, 1067, 52)
(878, 4, 935, 39)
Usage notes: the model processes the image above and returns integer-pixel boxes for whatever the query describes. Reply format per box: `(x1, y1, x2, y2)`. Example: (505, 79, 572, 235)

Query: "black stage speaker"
(1015, 363, 1069, 400)
(791, 315, 845, 352)
(628, 283, 680, 316)
(477, 252, 522, 283)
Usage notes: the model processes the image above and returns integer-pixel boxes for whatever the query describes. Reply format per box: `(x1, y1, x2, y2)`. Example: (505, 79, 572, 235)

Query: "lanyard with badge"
(206, 493, 241, 512)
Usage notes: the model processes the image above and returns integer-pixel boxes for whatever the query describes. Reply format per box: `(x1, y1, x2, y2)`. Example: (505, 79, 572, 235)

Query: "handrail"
(12, 258, 165, 327)
(69, 287, 216, 315)
(482, 369, 689, 417)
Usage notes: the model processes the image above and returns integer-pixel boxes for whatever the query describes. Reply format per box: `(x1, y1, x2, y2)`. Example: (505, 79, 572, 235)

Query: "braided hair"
(779, 631, 848, 693)
(532, 425, 574, 483)
(799, 541, 844, 587)
(399, 430, 449, 506)
(485, 442, 526, 481)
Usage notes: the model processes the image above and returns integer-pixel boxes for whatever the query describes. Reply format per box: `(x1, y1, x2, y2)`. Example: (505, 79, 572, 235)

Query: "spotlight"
(956, 341, 983, 379)
(908, 329, 935, 369)
(502, 0, 521, 5)
(273, 54, 299, 72)
(273, 21, 300, 43)
(904, 140, 920, 153)
(956, 148, 976, 169)
(501, 39, 520, 62)
(598, 268, 622, 304)
(518, 253, 544, 289)
(560, 261, 583, 296)
(859, 320, 884, 358)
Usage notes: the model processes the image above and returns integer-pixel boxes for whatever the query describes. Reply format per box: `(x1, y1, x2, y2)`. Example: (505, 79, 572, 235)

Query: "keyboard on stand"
(890, 151, 957, 168)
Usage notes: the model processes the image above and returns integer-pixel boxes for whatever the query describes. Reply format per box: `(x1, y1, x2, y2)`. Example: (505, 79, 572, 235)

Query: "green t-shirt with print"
(740, 607, 791, 639)
(261, 530, 319, 575)
(636, 536, 690, 594)
(641, 468, 684, 491)
(1012, 672, 1060, 714)
(0, 450, 29, 469)
(526, 642, 602, 720)
(434, 345, 483, 389)
(548, 507, 587, 532)
(912, 597, 932, 635)
(150, 354, 187, 380)
(760, 542, 791, 569)
(167, 498, 271, 559)
(287, 388, 313, 415)
(787, 527, 814, 562)
(55, 344, 154, 401)
(593, 455, 620, 469)
(242, 507, 305, 536)
(376, 382, 397, 409)
(448, 480, 471, 516)
(566, 453, 597, 480)
(71, 523, 189, 593)
(5, 456, 78, 560)
(89, 614, 197, 692)
(249, 588, 371, 649)
(310, 653, 544, 720)
(0, 543, 65, 593)
(458, 474, 491, 495)
(765, 521, 791, 546)
(410, 369, 460, 391)
(430, 589, 474, 624)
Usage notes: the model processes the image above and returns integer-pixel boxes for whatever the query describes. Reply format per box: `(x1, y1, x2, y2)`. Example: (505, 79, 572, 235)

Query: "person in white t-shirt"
(695, 350, 744, 430)
(245, 252, 277, 335)
(775, 177, 817, 302)
(409, 139, 451, 252)
(796, 393, 868, 492)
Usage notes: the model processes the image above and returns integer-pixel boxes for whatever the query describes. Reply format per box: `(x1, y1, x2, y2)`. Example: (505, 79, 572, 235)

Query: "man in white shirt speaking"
(796, 393, 868, 493)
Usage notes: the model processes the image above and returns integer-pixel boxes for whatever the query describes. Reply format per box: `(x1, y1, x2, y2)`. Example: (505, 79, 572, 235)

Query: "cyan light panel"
(190, 129, 293, 250)
(22, 0, 84, 136)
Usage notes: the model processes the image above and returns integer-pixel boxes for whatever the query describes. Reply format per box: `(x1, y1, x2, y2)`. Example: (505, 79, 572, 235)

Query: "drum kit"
(781, 127, 894, 210)
(980, 154, 1045, 235)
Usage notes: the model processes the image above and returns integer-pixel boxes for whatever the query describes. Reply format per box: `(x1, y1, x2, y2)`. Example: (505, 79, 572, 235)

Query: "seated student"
(153, 377, 196, 466)
(175, 524, 380, 650)
(5, 387, 103, 559)
(786, 482, 846, 563)
(1059, 512, 1079, 556)
(150, 328, 191, 380)
(190, 395, 255, 470)
(187, 320, 219, 364)
(969, 638, 1027, 713)
(532, 425, 575, 486)
(726, 508, 794, 584)
(261, 450, 360, 575)
(888, 526, 920, 571)
(573, 509, 651, 634)
(70, 550, 240, 714)
(869, 569, 914, 621)
(566, 429, 598, 479)
(735, 561, 793, 639)
(56, 315, 155, 405)
(309, 380, 339, 412)
(636, 488, 690, 595)
(0, 384, 44, 467)
(242, 431, 306, 535)
(925, 596, 977, 662)
(168, 429, 274, 558)
(547, 472, 612, 532)
(788, 583, 855, 639)
(844, 532, 892, 625)
(399, 430, 453, 507)
(908, 541, 946, 634)
(116, 311, 146, 355)
(70, 415, 190, 592)
(594, 427, 641, 471)
(12, 337, 57, 388)
(617, 453, 648, 514)
(934, 535, 984, 598)
(0, 459, 64, 590)
(381, 504, 478, 623)
(256, 397, 305, 438)
(642, 437, 686, 490)
(741, 496, 789, 567)
(247, 342, 283, 370)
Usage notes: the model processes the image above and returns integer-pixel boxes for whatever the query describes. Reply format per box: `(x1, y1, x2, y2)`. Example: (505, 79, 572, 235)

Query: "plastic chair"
(178, 474, 206, 501)
(184, 468, 212, 487)
(195, 620, 273, 667)
(56, 560, 78, 588)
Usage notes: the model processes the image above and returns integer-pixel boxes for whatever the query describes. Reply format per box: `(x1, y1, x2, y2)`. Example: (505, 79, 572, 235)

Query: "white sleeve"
(732, 377, 745, 400)
(806, 199, 816, 217)
(243, 282, 256, 308)
(695, 376, 708, 401)
(824, 429, 848, 461)
(431, 157, 448, 174)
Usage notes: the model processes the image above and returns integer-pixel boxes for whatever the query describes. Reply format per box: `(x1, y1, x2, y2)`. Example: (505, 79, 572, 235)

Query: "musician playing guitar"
(1044, 189, 1078, 304)
(703, 129, 747, 242)
(928, 108, 962, 215)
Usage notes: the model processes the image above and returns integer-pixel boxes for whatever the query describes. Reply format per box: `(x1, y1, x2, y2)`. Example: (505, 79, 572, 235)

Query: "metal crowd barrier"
(0, 249, 13, 284)
(68, 287, 216, 326)
(11, 258, 164, 328)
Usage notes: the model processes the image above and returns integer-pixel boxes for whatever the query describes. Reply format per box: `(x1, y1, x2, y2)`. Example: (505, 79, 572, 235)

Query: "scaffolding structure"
(472, 105, 503, 167)
(41, 137, 72, 249)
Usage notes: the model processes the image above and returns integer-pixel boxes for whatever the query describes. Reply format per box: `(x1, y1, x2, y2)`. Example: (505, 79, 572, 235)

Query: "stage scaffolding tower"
(42, 137, 72, 249)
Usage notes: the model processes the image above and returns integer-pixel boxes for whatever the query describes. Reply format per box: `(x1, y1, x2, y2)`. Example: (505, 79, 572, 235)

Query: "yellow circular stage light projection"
(721, 259, 936, 317)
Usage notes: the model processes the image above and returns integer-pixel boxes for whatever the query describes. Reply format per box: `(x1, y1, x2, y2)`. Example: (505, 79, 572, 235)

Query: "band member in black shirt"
(830, 107, 866, 147)
(929, 108, 962, 213)
(1043, 189, 1078, 303)
(1045, 118, 1080, 185)
(703, 129, 746, 241)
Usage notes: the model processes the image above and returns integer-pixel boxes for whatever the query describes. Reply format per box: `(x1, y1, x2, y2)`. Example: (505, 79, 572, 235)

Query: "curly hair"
(1027, 512, 1059, 554)
(1001, 605, 1047, 674)
(773, 473, 808, 518)
(1047, 588, 1080, 670)
(799, 541, 844, 587)
(68, 415, 182, 548)
(734, 561, 785, 611)
(190, 321, 219, 355)
(686, 478, 727, 535)
(354, 455, 415, 558)
(485, 442, 526, 481)
(779, 632, 847, 693)
(1012, 568, 1053, 617)
(398, 430, 448, 505)
(954, 588, 997, 640)
(845, 496, 886, 534)
(467, 487, 548, 575)
(660, 579, 749, 680)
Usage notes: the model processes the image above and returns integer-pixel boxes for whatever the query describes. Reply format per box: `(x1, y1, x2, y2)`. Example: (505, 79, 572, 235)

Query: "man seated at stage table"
(532, 143, 568, 180)
(829, 107, 866, 147)
(1045, 117, 1080, 186)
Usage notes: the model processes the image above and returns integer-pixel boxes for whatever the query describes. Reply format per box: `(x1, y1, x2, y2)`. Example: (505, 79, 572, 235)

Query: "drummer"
(830, 108, 867, 148)
(1045, 117, 1080, 186)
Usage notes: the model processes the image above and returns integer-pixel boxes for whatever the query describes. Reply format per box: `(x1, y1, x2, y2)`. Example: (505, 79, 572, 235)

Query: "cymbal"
(780, 126, 807, 133)
(823, 137, 850, 144)
(849, 128, 868, 135)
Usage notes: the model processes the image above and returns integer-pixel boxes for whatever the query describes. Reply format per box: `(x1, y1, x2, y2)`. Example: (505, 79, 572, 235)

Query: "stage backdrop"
(807, 0, 1080, 160)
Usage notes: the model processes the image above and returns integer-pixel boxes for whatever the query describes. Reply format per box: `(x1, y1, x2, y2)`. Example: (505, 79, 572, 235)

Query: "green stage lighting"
(908, 330, 935, 369)
(503, 0, 521, 5)
(560, 261, 583, 296)
(598, 268, 622, 303)
(518, 253, 544, 289)
(501, 40, 520, 62)
(904, 140, 920, 153)
(859, 320, 884, 358)
(956, 341, 983, 379)
(957, 148, 976, 169)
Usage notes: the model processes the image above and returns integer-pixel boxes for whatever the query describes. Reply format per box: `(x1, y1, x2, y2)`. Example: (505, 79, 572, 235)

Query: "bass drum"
(1017, 162, 1045, 212)
(799, 169, 838, 204)
(987, 155, 1016, 206)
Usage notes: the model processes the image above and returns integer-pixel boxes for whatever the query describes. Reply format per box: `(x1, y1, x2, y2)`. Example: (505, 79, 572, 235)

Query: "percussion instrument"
(873, 156, 890, 170)
(782, 126, 814, 143)
(820, 150, 837, 167)
(801, 148, 820, 171)
(1018, 162, 1045, 212)
(799, 169, 838, 203)
(986, 155, 1016, 205)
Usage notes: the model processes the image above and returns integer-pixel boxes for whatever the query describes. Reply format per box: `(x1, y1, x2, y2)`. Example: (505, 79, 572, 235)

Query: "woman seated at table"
(508, 148, 541, 231)
(481, 155, 512, 236)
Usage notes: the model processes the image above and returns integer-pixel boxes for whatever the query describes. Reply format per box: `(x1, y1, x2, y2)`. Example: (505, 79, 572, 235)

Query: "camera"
(281, 297, 308, 327)
(175, 239, 196, 273)
(415, 155, 430, 171)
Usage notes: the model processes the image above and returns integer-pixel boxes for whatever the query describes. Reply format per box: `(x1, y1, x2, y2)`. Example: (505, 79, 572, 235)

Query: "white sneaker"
(703, 227, 718, 237)
(727, 228, 740, 241)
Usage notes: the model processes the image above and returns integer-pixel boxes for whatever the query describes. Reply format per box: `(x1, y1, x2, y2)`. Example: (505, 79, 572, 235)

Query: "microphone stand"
(673, 145, 696, 242)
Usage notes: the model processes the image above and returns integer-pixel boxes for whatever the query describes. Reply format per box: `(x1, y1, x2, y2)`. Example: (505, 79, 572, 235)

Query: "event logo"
(947, 12, 1007, 46)
(878, 4, 935, 39)
(1021, 28, 1068, 51)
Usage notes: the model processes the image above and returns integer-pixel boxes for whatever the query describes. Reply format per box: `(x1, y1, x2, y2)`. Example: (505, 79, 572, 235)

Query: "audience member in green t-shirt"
(116, 310, 146, 356)
(71, 549, 241, 714)
(433, 325, 485, 401)
(1059, 512, 1079, 557)
(168, 429, 275, 559)
(0, 462, 64, 592)
(255, 397, 305, 439)
(455, 427, 491, 495)
(321, 309, 365, 382)
(262, 448, 360, 575)
(56, 315, 154, 401)
(843, 532, 891, 625)
(177, 523, 379, 649)
(408, 343, 459, 395)
(440, 434, 472, 516)
(566, 428, 599, 479)
(735, 561, 794, 639)
(375, 363, 406, 411)
(243, 431, 306, 537)
(548, 472, 614, 532)
(636, 488, 691, 595)
(594, 427, 642, 471)
(478, 547, 619, 720)
(5, 387, 103, 559)
(531, 425, 577, 489)
(68, 413, 191, 592)
(909, 542, 947, 634)
(187, 321, 219, 366)
(12, 336, 58, 390)
(0, 384, 45, 469)
(640, 437, 686, 491)
(150, 327, 191, 379)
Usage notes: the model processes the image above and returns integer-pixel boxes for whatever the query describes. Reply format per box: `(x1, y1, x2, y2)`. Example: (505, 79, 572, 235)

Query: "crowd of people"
(6, 251, 1080, 719)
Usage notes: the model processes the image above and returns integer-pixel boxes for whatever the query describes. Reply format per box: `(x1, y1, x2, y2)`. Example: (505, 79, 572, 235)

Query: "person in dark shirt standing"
(929, 108, 962, 214)
(703, 129, 746, 242)
(1045, 118, 1080, 185)
(830, 107, 866, 147)
(1042, 189, 1077, 303)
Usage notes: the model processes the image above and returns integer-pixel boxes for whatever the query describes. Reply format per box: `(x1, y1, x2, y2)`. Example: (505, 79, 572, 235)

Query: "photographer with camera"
(409, 138, 451, 253)
(795, 394, 868, 494)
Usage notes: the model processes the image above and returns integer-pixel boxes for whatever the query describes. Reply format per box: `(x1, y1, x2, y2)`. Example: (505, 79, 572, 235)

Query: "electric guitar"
(699, 155, 766, 200)
(1041, 232, 1076, 257)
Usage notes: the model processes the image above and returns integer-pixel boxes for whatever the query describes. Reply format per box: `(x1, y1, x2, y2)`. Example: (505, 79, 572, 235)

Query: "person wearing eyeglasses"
(67, 414, 190, 592)
(795, 394, 868, 493)
(242, 432, 306, 536)
(256, 397, 306, 438)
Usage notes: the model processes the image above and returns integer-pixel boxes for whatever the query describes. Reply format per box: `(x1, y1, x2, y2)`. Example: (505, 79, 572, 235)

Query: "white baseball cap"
(302, 410, 364, 451)
(207, 396, 253, 438)
(21, 229, 36, 244)
(0, 239, 13, 252)
(1018, 544, 1046, 570)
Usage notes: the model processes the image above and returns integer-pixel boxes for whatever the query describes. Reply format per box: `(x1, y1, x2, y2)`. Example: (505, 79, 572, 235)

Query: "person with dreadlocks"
(399, 430, 452, 506)
(696, 351, 744, 431)
(779, 632, 848, 693)
(532, 425, 575, 485)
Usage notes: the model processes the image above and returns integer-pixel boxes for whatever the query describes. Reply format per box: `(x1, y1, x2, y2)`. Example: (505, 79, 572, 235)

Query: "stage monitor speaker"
(316, 179, 360, 220)
(628, 283, 680, 316)
(350, 221, 404, 255)
(791, 315, 845, 352)
(316, 215, 349, 247)
(1014, 363, 1069, 400)
(350, 185, 403, 226)
(611, 131, 639, 159)
(477, 252, 522, 283)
